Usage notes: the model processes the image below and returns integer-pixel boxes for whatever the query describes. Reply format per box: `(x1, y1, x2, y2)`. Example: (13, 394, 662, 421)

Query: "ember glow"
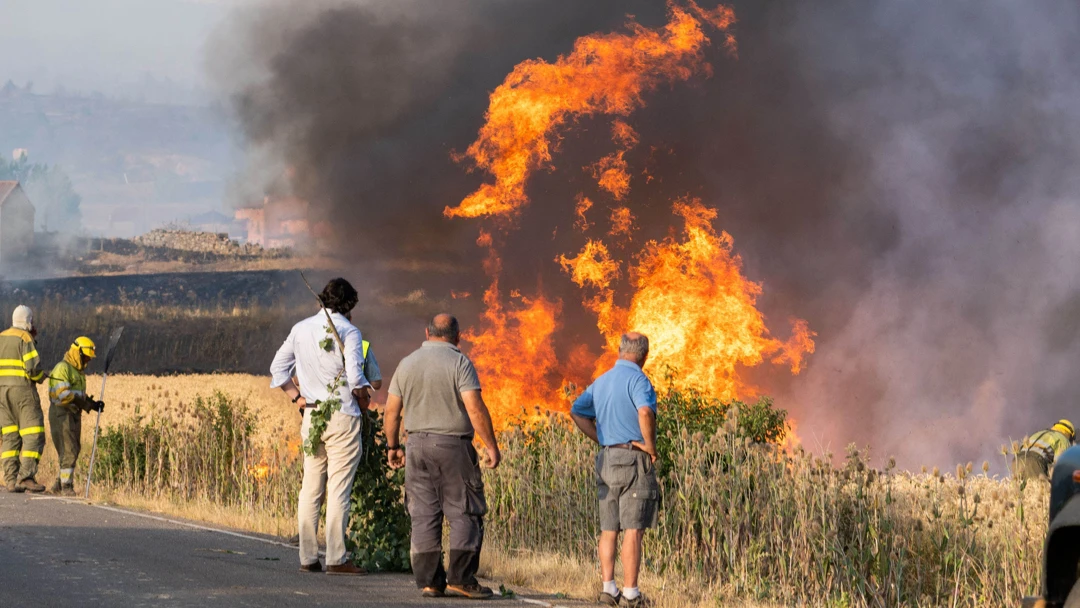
(452, 1, 812, 441)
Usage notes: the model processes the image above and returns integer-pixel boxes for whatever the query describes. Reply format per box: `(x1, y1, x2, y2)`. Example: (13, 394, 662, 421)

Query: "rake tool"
(84, 326, 124, 499)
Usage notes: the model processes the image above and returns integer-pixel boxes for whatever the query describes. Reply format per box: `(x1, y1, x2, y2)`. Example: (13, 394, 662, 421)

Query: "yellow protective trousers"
(0, 385, 45, 484)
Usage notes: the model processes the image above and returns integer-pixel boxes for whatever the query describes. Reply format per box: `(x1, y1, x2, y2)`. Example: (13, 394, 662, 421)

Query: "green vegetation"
(90, 386, 1047, 606)
(485, 385, 1045, 607)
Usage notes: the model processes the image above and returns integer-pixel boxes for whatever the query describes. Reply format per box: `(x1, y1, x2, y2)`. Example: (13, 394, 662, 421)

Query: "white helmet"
(11, 305, 32, 331)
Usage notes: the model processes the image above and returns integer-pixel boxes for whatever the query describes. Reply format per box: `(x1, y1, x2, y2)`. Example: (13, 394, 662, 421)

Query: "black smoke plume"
(212, 0, 1080, 468)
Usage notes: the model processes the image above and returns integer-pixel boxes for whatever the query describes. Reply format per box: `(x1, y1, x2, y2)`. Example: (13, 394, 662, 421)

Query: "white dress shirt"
(270, 311, 370, 417)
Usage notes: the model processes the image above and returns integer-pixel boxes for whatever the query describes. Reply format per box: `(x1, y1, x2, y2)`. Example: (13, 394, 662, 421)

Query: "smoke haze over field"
(213, 0, 1080, 468)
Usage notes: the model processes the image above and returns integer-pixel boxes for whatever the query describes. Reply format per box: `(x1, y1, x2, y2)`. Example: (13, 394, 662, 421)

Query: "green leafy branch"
(300, 271, 349, 456)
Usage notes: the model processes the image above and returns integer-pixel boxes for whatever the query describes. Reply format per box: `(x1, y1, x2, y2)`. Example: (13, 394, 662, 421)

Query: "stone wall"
(133, 230, 270, 256)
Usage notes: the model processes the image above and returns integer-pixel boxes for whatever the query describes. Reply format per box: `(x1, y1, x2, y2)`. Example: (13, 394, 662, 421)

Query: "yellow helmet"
(73, 336, 96, 359)
(1052, 419, 1075, 440)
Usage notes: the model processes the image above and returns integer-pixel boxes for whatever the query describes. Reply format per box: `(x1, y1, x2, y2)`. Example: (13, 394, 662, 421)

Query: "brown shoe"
(299, 561, 322, 573)
(5, 481, 23, 493)
(326, 562, 366, 576)
(599, 591, 621, 606)
(446, 584, 494, 599)
(16, 478, 45, 493)
(618, 594, 651, 608)
(422, 587, 445, 598)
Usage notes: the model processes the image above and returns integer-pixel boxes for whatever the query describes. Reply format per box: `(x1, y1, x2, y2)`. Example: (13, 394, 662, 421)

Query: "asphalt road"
(0, 492, 576, 608)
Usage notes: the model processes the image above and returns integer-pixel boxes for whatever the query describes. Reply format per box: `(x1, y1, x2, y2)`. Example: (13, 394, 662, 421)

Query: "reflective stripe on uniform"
(0, 359, 24, 367)
(20, 450, 40, 459)
(0, 450, 17, 458)
(18, 426, 43, 436)
(1, 425, 16, 434)
(22, 350, 37, 362)
(0, 369, 28, 378)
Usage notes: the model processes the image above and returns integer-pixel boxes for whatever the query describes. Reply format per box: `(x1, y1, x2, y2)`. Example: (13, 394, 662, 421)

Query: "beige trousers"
(298, 409, 362, 566)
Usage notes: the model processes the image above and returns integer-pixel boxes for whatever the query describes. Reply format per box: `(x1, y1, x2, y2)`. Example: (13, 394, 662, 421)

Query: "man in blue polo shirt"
(570, 332, 658, 608)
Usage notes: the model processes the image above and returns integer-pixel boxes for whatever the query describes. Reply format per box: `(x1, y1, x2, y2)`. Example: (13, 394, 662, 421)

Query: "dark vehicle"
(1023, 446, 1080, 608)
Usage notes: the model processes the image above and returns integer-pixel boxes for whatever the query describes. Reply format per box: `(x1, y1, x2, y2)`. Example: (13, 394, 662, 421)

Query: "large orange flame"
(445, 0, 736, 219)
(464, 231, 565, 428)
(453, 2, 811, 443)
(564, 198, 816, 399)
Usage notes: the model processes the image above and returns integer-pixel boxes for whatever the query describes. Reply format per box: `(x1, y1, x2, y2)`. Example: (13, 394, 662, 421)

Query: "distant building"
(234, 195, 313, 249)
(0, 181, 35, 263)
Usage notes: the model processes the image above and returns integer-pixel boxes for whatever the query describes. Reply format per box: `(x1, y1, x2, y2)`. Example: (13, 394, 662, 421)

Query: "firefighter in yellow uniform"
(1013, 419, 1076, 481)
(0, 305, 47, 493)
(48, 336, 104, 496)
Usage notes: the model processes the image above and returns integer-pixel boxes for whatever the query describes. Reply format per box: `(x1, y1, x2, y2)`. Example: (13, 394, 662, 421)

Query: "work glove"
(90, 399, 105, 413)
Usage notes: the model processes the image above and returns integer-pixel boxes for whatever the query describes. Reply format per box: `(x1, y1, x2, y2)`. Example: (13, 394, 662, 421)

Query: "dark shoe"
(599, 591, 622, 606)
(16, 478, 45, 493)
(326, 563, 367, 576)
(299, 561, 322, 573)
(60, 484, 77, 497)
(6, 481, 24, 493)
(446, 584, 494, 600)
(618, 594, 650, 608)
(422, 587, 446, 598)
(288, 534, 300, 546)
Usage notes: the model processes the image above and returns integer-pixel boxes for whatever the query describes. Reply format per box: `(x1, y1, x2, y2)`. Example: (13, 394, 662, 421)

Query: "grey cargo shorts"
(596, 446, 659, 531)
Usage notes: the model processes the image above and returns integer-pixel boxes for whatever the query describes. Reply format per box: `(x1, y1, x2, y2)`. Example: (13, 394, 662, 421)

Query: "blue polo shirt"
(571, 359, 657, 446)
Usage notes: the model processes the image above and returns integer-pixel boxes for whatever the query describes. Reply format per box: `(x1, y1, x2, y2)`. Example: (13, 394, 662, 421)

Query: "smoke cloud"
(212, 0, 1080, 468)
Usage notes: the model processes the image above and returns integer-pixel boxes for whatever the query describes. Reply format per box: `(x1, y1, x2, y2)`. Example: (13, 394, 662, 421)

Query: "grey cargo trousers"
(404, 432, 487, 590)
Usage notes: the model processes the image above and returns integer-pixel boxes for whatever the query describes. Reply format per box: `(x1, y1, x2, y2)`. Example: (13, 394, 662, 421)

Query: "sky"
(0, 0, 231, 101)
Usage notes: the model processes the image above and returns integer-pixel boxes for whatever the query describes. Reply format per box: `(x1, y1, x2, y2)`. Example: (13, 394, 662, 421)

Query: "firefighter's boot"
(16, 477, 45, 493)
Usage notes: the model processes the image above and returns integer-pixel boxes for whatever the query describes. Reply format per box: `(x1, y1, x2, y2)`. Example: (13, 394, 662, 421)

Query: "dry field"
(29, 373, 1052, 608)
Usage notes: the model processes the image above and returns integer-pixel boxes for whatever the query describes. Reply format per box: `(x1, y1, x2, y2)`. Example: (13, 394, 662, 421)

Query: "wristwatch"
(386, 445, 402, 451)
(292, 394, 302, 403)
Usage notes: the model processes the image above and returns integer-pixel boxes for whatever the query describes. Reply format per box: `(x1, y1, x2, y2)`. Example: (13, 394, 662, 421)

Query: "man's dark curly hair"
(319, 278, 359, 315)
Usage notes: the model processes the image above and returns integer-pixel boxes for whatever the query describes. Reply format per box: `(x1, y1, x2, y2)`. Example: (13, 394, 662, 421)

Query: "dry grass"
(28, 374, 1052, 607)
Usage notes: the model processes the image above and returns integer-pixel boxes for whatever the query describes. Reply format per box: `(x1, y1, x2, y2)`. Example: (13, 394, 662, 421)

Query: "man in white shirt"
(270, 278, 371, 575)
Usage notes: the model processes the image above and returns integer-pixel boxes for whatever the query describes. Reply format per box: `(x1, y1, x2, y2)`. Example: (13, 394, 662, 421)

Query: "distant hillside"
(0, 84, 236, 236)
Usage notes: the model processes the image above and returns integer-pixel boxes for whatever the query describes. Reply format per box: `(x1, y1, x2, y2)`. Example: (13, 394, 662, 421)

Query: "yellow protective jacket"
(49, 347, 92, 412)
(0, 327, 43, 386)
(1022, 428, 1073, 464)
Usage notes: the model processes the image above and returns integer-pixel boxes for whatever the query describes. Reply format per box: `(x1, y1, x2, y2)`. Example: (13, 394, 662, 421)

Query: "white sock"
(603, 581, 618, 596)
(623, 587, 641, 600)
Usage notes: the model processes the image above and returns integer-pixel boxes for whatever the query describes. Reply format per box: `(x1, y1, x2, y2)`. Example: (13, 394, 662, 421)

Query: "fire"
(445, 0, 736, 219)
(620, 199, 814, 399)
(464, 232, 566, 429)
(453, 1, 813, 438)
(249, 461, 271, 481)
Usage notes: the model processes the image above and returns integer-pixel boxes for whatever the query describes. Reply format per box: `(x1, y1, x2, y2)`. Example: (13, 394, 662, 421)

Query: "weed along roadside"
(29, 374, 1046, 608)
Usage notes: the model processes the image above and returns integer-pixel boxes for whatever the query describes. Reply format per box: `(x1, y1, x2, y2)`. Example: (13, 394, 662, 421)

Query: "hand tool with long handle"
(84, 326, 124, 499)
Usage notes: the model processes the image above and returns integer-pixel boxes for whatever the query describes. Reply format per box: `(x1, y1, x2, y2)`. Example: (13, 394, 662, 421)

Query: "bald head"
(426, 313, 461, 345)
(618, 332, 649, 367)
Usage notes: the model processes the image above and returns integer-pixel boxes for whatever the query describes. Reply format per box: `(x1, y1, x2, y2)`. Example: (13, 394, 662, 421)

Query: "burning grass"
(31, 374, 1048, 607)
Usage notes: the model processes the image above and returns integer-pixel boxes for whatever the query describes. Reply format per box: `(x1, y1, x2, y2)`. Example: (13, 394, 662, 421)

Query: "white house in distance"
(0, 181, 35, 264)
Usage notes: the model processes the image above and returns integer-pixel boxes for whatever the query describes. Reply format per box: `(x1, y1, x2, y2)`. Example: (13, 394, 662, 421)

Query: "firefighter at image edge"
(1014, 419, 1077, 481)
(0, 305, 48, 493)
(47, 336, 105, 496)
